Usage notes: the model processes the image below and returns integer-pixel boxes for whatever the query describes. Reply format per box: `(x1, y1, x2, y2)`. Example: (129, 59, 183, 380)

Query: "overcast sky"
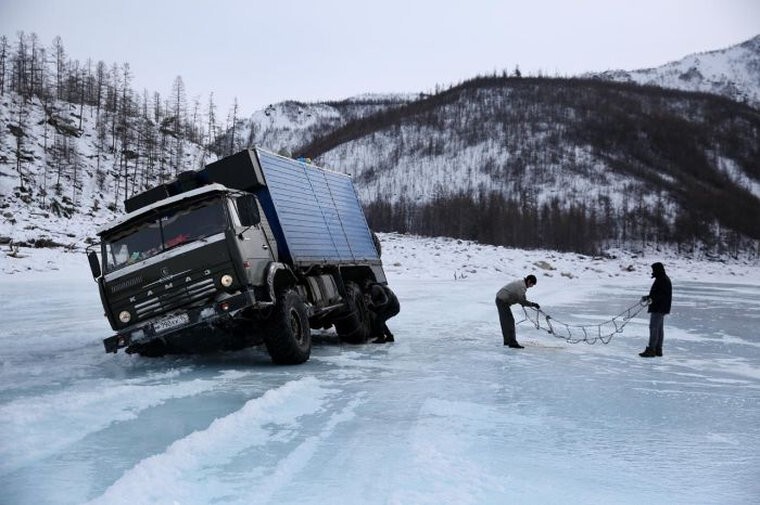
(2, 0, 759, 117)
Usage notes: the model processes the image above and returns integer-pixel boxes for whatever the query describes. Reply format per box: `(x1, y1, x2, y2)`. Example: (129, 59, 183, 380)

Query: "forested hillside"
(0, 33, 249, 247)
(1, 32, 759, 259)
(299, 76, 760, 256)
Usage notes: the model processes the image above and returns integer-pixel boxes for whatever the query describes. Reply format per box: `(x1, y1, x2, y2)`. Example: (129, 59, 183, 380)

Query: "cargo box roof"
(98, 183, 234, 236)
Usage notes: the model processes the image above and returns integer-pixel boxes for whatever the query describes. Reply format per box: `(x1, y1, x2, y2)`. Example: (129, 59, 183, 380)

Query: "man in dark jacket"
(368, 283, 400, 343)
(495, 275, 539, 349)
(639, 262, 672, 358)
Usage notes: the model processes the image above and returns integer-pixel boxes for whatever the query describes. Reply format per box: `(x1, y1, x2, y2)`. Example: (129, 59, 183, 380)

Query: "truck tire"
(334, 281, 372, 344)
(263, 289, 311, 364)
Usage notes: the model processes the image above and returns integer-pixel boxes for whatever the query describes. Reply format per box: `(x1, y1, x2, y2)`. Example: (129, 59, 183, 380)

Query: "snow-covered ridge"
(236, 93, 416, 155)
(589, 35, 760, 109)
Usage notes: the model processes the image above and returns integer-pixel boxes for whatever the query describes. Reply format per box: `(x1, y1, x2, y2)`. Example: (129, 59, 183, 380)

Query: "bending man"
(368, 282, 400, 344)
(495, 275, 539, 349)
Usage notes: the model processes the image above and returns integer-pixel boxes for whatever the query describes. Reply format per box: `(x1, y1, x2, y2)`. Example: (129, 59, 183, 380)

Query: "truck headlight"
(119, 310, 132, 323)
(220, 274, 233, 288)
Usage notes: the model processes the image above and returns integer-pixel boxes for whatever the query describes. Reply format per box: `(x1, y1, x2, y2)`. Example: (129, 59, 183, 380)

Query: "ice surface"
(1, 234, 759, 505)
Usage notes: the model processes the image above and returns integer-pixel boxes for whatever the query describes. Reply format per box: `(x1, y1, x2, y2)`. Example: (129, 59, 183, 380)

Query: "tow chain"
(516, 298, 650, 344)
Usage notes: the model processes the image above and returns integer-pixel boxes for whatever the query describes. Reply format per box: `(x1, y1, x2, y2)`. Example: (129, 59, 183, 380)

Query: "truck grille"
(110, 276, 144, 294)
(134, 277, 217, 319)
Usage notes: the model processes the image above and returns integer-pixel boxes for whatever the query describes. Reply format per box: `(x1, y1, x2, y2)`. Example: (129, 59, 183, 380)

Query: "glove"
(641, 296, 649, 303)
(533, 303, 540, 309)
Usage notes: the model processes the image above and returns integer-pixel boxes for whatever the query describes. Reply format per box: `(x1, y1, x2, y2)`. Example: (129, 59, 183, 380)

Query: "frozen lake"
(1, 252, 759, 505)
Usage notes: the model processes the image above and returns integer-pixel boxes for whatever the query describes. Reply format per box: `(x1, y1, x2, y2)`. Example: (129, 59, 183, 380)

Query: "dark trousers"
(372, 300, 400, 338)
(648, 312, 665, 351)
(495, 296, 518, 346)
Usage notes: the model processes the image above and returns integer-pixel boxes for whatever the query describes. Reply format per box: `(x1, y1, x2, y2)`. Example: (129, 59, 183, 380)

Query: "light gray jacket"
(496, 279, 533, 306)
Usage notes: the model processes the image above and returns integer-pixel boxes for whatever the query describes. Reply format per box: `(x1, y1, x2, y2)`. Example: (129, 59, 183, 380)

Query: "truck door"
(230, 194, 276, 285)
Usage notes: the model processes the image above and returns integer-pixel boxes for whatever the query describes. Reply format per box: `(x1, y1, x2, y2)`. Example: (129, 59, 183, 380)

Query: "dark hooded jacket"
(648, 262, 672, 314)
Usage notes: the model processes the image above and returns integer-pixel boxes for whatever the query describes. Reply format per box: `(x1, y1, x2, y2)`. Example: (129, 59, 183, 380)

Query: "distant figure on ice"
(639, 262, 672, 358)
(367, 282, 400, 343)
(495, 275, 540, 349)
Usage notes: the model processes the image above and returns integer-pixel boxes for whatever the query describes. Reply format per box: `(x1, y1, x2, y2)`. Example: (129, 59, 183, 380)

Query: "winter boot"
(655, 348, 663, 357)
(639, 347, 656, 358)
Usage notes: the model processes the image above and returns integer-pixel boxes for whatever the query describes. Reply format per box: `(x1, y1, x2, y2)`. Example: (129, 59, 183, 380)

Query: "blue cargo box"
(202, 148, 379, 267)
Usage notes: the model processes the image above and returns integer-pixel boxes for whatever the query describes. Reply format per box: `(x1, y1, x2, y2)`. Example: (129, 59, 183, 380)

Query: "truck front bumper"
(103, 290, 257, 353)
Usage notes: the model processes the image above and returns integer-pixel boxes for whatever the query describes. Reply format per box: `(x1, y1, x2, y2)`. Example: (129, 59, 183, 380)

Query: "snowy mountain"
(589, 35, 760, 109)
(233, 94, 418, 156)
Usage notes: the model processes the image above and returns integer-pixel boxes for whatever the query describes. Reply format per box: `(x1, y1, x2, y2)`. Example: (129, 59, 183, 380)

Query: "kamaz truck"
(87, 148, 389, 364)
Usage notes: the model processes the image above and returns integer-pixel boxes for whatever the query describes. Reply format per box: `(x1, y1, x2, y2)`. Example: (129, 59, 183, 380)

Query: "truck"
(86, 147, 390, 364)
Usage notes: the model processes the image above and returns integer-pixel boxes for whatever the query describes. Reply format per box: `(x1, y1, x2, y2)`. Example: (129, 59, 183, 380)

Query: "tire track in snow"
(84, 377, 354, 505)
(236, 394, 364, 505)
(0, 368, 247, 475)
(390, 398, 509, 505)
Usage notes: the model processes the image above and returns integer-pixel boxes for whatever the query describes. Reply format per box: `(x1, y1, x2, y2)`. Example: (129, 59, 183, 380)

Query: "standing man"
(639, 262, 672, 358)
(495, 275, 540, 349)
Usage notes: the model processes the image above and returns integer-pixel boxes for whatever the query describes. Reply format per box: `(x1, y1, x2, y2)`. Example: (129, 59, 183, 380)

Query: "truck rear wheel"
(264, 289, 311, 364)
(335, 281, 371, 344)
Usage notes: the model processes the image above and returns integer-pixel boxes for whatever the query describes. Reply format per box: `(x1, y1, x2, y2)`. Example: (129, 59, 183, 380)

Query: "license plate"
(153, 313, 190, 333)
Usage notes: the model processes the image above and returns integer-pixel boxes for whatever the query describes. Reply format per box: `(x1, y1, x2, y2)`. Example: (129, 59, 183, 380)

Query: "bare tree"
(14, 31, 29, 98)
(226, 97, 239, 156)
(119, 63, 134, 197)
(0, 35, 8, 95)
(94, 60, 106, 118)
(53, 36, 66, 100)
(28, 33, 40, 96)
(11, 98, 30, 188)
(206, 92, 217, 151)
(170, 75, 186, 173)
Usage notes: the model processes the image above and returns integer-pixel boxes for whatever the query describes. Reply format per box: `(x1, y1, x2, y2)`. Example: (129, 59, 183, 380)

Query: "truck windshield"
(103, 198, 228, 273)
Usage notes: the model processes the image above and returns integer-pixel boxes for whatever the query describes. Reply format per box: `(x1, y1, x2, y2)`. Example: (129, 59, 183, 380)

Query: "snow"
(1, 233, 759, 505)
(593, 35, 760, 109)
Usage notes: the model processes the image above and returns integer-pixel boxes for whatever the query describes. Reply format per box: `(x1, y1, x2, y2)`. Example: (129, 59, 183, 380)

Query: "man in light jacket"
(495, 275, 539, 349)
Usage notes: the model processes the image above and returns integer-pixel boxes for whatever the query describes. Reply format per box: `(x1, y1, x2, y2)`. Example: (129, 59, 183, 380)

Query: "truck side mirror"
(237, 194, 260, 226)
(88, 250, 102, 279)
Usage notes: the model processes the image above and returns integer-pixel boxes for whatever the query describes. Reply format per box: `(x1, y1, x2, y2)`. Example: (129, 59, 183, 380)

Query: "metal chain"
(516, 298, 650, 344)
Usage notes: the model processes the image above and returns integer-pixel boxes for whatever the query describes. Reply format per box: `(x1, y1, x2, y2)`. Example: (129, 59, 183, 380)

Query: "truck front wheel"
(335, 281, 372, 344)
(264, 289, 311, 364)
